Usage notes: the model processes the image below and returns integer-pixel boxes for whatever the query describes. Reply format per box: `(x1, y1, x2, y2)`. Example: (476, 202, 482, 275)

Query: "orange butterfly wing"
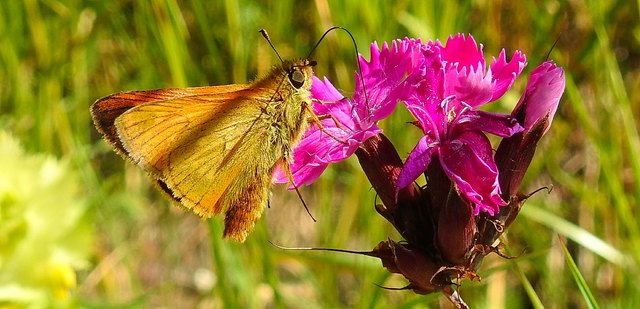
(92, 85, 276, 240)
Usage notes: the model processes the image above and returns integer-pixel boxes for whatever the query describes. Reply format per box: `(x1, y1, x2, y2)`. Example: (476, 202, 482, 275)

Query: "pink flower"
(269, 33, 566, 303)
(274, 34, 564, 218)
(397, 34, 526, 215)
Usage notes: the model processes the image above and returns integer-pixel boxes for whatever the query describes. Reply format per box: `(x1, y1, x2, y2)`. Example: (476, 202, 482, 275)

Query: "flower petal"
(441, 34, 493, 107)
(489, 49, 527, 101)
(441, 35, 527, 108)
(397, 135, 438, 190)
(273, 127, 368, 187)
(443, 64, 494, 108)
(442, 34, 485, 72)
(515, 61, 565, 134)
(402, 44, 446, 133)
(311, 76, 345, 102)
(353, 38, 429, 122)
(451, 110, 523, 138)
(439, 131, 506, 215)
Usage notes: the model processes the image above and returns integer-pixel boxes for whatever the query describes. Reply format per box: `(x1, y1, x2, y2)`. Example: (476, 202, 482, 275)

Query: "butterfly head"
(284, 59, 317, 90)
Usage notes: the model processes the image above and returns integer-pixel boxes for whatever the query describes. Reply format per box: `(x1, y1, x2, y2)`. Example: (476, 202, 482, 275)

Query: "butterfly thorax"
(253, 59, 315, 162)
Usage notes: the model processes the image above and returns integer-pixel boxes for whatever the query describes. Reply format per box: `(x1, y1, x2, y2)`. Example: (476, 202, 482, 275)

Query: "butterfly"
(91, 30, 318, 242)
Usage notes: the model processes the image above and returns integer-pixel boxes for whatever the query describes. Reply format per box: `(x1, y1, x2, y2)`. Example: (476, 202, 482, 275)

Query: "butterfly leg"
(309, 98, 349, 131)
(314, 113, 346, 131)
(302, 101, 347, 144)
(279, 155, 317, 222)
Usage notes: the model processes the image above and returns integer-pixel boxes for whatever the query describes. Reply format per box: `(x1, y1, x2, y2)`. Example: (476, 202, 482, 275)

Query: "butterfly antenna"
(259, 29, 293, 110)
(307, 26, 371, 118)
(268, 241, 377, 257)
(259, 29, 284, 63)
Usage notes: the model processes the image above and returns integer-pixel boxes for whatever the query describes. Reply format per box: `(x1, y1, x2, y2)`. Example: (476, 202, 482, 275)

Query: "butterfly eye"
(289, 69, 305, 89)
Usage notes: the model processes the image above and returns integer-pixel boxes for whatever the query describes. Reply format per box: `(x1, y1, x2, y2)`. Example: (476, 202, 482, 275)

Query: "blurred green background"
(1, 0, 638, 308)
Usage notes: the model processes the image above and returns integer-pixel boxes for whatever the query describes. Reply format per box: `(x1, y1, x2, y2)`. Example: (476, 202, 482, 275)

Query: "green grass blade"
(521, 205, 628, 266)
(559, 238, 600, 309)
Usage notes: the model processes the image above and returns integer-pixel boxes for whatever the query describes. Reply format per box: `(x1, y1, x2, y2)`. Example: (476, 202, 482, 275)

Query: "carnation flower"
(272, 33, 565, 307)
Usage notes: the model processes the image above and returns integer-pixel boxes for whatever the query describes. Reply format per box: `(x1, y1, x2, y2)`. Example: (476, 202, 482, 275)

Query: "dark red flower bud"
(370, 240, 442, 295)
(437, 193, 477, 264)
